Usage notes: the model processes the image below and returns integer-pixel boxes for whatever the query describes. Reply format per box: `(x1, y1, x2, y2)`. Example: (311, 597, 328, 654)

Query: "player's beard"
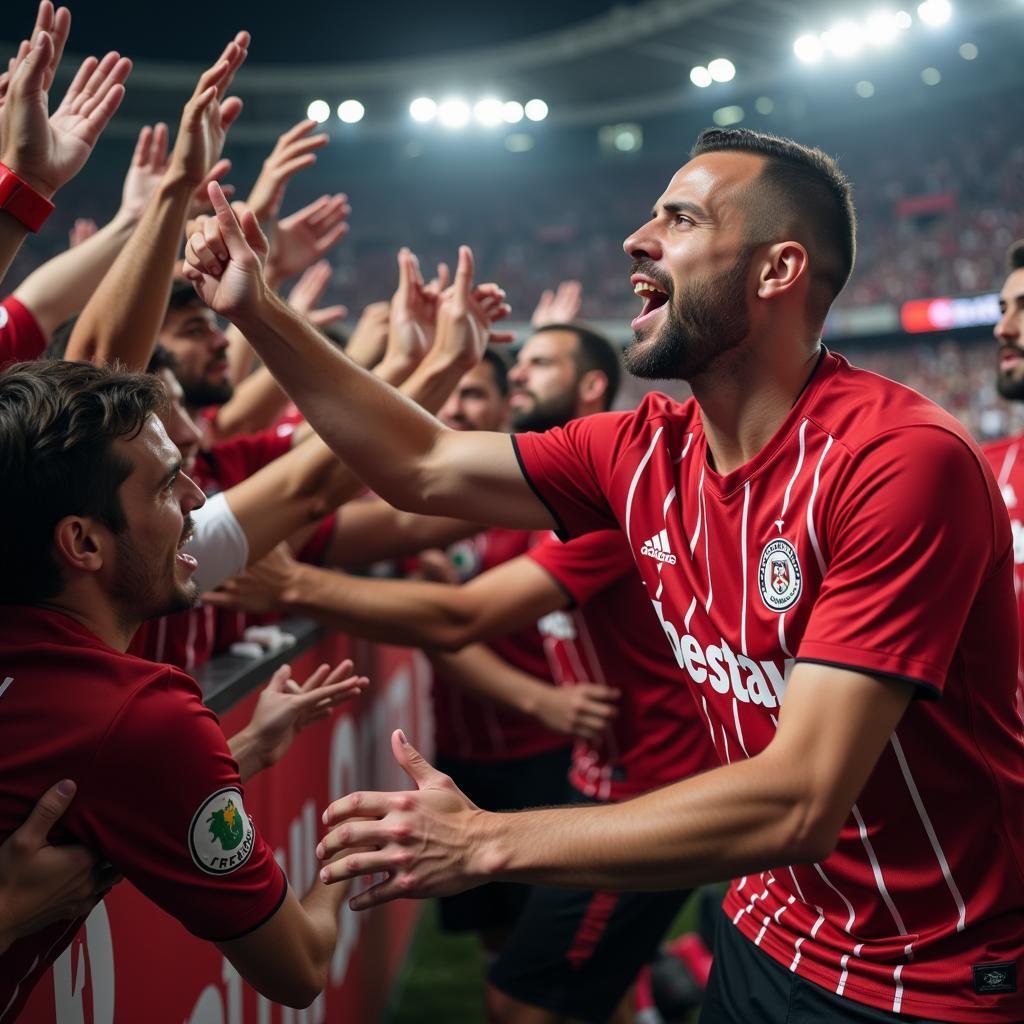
(509, 389, 578, 433)
(624, 249, 754, 382)
(180, 374, 234, 409)
(111, 531, 197, 632)
(997, 356, 1024, 401)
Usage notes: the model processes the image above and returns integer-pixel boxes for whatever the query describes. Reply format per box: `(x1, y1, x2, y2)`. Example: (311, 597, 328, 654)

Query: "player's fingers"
(322, 790, 391, 826)
(316, 820, 395, 861)
(452, 244, 474, 297)
(348, 874, 408, 909)
(299, 663, 331, 693)
(202, 215, 230, 263)
(267, 664, 292, 693)
(219, 95, 244, 131)
(208, 182, 249, 254)
(132, 123, 151, 166)
(188, 233, 224, 276)
(17, 779, 78, 843)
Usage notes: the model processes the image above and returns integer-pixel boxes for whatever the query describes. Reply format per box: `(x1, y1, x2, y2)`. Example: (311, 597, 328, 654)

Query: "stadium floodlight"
(336, 100, 365, 124)
(822, 21, 865, 58)
(708, 58, 736, 83)
(690, 65, 713, 87)
(917, 0, 952, 26)
(473, 98, 504, 127)
(712, 105, 744, 127)
(438, 97, 471, 129)
(793, 34, 824, 63)
(894, 9, 913, 28)
(864, 10, 901, 45)
(856, 80, 876, 97)
(755, 96, 774, 114)
(921, 66, 942, 84)
(410, 97, 437, 123)
(524, 99, 549, 122)
(958, 42, 978, 60)
(306, 100, 330, 124)
(502, 100, 525, 124)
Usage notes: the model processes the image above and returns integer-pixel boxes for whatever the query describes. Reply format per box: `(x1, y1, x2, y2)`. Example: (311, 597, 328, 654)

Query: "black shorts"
(434, 746, 571, 935)
(700, 909, 944, 1024)
(489, 789, 690, 1022)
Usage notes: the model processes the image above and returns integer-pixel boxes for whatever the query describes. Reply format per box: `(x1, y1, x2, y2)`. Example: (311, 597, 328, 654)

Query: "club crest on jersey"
(758, 538, 802, 612)
(189, 787, 256, 875)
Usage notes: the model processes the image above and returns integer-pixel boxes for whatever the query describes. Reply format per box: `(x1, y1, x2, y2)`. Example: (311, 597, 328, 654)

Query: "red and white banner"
(19, 635, 433, 1024)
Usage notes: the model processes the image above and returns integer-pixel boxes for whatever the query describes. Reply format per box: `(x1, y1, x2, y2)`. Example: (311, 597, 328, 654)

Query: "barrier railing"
(20, 623, 433, 1024)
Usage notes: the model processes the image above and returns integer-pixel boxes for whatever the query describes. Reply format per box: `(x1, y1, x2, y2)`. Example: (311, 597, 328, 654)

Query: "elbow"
(779, 799, 841, 865)
(261, 963, 327, 1009)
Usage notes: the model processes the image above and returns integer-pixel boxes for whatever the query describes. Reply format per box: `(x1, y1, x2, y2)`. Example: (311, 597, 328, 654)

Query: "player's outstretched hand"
(243, 660, 369, 772)
(183, 181, 269, 317)
(247, 118, 329, 224)
(318, 729, 488, 908)
(169, 31, 248, 189)
(432, 245, 513, 371)
(0, 780, 118, 953)
(536, 682, 620, 740)
(266, 192, 350, 283)
(202, 542, 299, 614)
(287, 259, 347, 328)
(0, 1, 131, 197)
(531, 279, 582, 328)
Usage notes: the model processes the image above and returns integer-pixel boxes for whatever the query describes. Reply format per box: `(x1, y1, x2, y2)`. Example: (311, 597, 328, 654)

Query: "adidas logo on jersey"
(641, 529, 677, 565)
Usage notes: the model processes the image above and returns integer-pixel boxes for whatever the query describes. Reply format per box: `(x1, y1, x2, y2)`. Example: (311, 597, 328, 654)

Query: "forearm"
(66, 174, 194, 368)
(13, 211, 137, 337)
(225, 322, 257, 385)
(297, 877, 347, 974)
(0, 210, 31, 289)
(282, 564, 474, 648)
(475, 750, 826, 890)
(231, 291, 451, 511)
(428, 646, 556, 717)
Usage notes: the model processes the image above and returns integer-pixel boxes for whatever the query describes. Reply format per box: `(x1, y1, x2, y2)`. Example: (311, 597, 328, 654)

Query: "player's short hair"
(1008, 240, 1024, 272)
(167, 278, 205, 316)
(481, 347, 511, 397)
(0, 361, 165, 604)
(533, 322, 621, 409)
(691, 127, 857, 320)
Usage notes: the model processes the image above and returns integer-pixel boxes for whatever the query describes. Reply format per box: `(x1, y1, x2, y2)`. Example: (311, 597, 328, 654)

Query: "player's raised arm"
(183, 185, 555, 530)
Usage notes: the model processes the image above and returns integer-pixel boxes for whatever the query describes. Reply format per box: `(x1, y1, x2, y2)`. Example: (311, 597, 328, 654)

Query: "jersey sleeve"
(797, 425, 1006, 696)
(75, 668, 287, 941)
(512, 409, 637, 540)
(0, 296, 46, 367)
(527, 531, 636, 606)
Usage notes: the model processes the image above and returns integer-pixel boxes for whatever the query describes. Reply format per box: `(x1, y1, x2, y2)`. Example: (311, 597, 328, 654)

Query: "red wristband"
(0, 163, 55, 233)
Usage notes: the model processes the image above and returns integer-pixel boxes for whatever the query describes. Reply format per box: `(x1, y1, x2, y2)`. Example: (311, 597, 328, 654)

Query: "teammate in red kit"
(982, 240, 1024, 715)
(0, 360, 366, 1015)
(184, 129, 1024, 1024)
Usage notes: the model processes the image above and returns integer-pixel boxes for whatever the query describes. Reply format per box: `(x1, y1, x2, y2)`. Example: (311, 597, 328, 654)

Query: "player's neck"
(41, 586, 138, 653)
(694, 340, 822, 477)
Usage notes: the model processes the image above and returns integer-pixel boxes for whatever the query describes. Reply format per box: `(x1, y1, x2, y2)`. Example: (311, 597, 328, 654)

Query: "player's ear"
(577, 368, 609, 408)
(756, 240, 809, 301)
(53, 516, 108, 575)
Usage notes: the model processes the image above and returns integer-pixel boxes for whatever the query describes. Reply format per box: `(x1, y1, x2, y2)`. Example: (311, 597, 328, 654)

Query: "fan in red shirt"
(186, 135, 1024, 1024)
(982, 240, 1024, 719)
(0, 357, 362, 1016)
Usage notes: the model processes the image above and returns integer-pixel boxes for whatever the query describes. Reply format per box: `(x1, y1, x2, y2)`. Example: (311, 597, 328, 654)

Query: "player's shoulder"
(809, 351, 980, 458)
(583, 389, 700, 451)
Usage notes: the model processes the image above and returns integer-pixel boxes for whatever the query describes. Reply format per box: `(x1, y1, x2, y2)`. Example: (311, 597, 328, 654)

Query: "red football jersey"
(0, 295, 45, 368)
(132, 427, 294, 671)
(432, 528, 569, 763)
(982, 432, 1024, 718)
(0, 607, 286, 1019)
(527, 530, 719, 800)
(514, 351, 1024, 1022)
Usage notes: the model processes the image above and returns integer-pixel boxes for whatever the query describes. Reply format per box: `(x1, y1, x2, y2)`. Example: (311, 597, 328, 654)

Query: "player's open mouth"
(176, 525, 198, 572)
(631, 276, 670, 329)
(1000, 347, 1023, 373)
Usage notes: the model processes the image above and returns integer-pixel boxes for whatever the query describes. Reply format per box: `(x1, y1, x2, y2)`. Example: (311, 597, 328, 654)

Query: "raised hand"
(242, 660, 369, 771)
(266, 193, 350, 283)
(169, 31, 248, 189)
(118, 123, 233, 223)
(183, 181, 269, 317)
(247, 119, 329, 224)
(67, 216, 96, 248)
(432, 245, 512, 371)
(287, 259, 347, 328)
(0, 779, 118, 952)
(343, 301, 391, 370)
(317, 730, 485, 907)
(530, 279, 582, 328)
(385, 248, 442, 374)
(0, 2, 131, 197)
